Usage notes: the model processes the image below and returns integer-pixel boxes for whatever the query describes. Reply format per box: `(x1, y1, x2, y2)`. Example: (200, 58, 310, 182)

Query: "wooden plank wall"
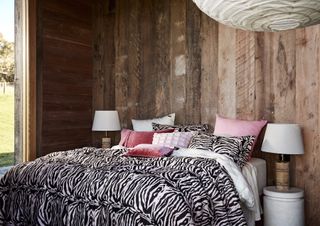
(36, 0, 93, 156)
(93, 0, 320, 224)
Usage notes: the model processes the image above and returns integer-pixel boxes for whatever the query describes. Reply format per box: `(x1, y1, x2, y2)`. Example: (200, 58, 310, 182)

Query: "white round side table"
(263, 186, 304, 226)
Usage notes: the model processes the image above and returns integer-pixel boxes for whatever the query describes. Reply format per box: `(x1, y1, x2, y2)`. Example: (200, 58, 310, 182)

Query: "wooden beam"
(28, 0, 37, 161)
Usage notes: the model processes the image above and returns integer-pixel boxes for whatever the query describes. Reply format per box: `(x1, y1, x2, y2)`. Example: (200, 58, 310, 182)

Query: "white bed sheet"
(247, 158, 267, 195)
(242, 157, 267, 225)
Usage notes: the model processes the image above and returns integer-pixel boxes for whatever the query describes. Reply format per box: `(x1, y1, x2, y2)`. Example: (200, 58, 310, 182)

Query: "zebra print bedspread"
(0, 147, 246, 226)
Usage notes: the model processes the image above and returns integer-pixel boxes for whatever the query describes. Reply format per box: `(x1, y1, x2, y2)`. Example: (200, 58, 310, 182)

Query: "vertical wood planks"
(235, 30, 256, 119)
(217, 24, 236, 118)
(169, 0, 187, 124)
(200, 13, 218, 127)
(153, 0, 171, 117)
(295, 26, 320, 226)
(185, 1, 202, 124)
(115, 0, 129, 128)
(126, 0, 142, 123)
(272, 31, 296, 123)
(254, 32, 265, 120)
(92, 0, 116, 146)
(138, 0, 156, 120)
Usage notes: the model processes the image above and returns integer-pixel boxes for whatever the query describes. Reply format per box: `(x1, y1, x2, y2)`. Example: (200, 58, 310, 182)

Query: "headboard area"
(92, 1, 320, 225)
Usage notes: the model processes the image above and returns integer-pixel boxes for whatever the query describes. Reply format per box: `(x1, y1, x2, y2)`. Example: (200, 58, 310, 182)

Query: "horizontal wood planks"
(37, 0, 93, 156)
(92, 0, 320, 224)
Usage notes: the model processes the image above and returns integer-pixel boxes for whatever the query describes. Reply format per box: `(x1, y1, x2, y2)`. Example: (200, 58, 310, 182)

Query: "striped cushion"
(188, 133, 217, 151)
(212, 135, 255, 168)
(188, 134, 255, 168)
(152, 132, 194, 148)
(152, 123, 210, 132)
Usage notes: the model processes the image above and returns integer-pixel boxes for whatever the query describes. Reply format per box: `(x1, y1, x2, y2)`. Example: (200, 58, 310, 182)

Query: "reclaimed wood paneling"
(93, 0, 320, 224)
(169, 0, 187, 125)
(37, 0, 93, 156)
(114, 0, 129, 129)
(200, 13, 218, 127)
(92, 0, 116, 147)
(185, 0, 201, 124)
(235, 30, 256, 119)
(217, 24, 236, 118)
(295, 26, 320, 226)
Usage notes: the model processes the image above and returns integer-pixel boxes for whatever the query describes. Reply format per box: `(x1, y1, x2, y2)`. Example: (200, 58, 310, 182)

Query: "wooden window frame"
(15, 0, 36, 163)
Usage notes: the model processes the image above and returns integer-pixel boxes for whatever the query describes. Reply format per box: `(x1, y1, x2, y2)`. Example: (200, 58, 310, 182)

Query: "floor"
(0, 166, 13, 178)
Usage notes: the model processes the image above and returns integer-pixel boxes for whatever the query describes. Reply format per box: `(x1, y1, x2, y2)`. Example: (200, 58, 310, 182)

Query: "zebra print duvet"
(0, 147, 247, 226)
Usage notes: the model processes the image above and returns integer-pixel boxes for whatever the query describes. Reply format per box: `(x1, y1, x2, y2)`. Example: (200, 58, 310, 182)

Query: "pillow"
(188, 133, 217, 151)
(119, 129, 174, 148)
(152, 123, 210, 132)
(212, 135, 255, 168)
(152, 132, 194, 148)
(188, 134, 255, 168)
(124, 144, 174, 157)
(132, 113, 175, 131)
(214, 114, 267, 152)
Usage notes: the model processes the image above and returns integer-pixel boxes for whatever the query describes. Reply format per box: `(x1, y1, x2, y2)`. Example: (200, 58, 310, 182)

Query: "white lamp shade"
(92, 111, 121, 131)
(261, 124, 304, 155)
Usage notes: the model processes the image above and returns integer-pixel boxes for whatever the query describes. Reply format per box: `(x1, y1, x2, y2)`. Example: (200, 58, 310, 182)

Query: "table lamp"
(261, 123, 304, 191)
(92, 110, 121, 148)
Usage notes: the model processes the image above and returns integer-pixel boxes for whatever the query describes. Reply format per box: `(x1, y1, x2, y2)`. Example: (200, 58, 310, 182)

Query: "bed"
(0, 146, 266, 226)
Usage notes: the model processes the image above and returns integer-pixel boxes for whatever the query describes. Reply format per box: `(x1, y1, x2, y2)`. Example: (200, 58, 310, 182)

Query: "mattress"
(249, 157, 267, 195)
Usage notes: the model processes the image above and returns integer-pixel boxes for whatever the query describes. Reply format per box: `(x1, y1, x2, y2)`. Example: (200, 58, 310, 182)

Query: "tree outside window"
(0, 33, 14, 83)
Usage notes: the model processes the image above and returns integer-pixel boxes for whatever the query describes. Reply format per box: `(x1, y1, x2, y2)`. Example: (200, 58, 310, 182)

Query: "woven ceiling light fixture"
(193, 0, 320, 32)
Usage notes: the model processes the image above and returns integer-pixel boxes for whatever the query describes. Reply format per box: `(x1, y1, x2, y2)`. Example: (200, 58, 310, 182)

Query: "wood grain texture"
(295, 26, 320, 226)
(185, 0, 201, 124)
(92, 0, 320, 224)
(92, 0, 116, 147)
(200, 13, 218, 127)
(169, 0, 187, 125)
(235, 30, 256, 119)
(154, 0, 171, 118)
(14, 0, 25, 163)
(127, 0, 142, 123)
(138, 0, 155, 120)
(218, 24, 236, 118)
(37, 0, 93, 155)
(114, 0, 129, 130)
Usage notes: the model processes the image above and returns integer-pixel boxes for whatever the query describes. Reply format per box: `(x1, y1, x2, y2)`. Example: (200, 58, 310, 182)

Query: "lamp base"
(102, 137, 111, 149)
(275, 160, 290, 191)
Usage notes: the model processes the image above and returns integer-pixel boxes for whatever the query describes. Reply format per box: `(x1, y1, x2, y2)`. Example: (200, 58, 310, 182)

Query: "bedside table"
(263, 186, 304, 226)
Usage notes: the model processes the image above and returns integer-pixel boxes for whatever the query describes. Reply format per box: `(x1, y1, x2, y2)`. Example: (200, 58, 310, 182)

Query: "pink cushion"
(152, 132, 194, 148)
(214, 115, 267, 152)
(119, 129, 174, 148)
(124, 144, 174, 157)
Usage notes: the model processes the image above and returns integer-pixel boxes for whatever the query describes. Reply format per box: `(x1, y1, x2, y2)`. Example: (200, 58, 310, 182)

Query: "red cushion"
(124, 144, 174, 157)
(119, 129, 174, 148)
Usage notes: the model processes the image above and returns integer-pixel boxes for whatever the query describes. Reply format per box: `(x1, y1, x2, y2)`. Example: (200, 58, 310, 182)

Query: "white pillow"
(132, 113, 175, 131)
(111, 145, 126, 150)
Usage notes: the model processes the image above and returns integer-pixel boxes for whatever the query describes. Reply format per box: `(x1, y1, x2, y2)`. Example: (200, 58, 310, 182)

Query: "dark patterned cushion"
(212, 135, 255, 168)
(188, 133, 217, 151)
(188, 134, 255, 168)
(152, 123, 210, 132)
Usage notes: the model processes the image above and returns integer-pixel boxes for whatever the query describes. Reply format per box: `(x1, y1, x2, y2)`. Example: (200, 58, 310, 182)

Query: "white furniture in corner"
(263, 186, 304, 226)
